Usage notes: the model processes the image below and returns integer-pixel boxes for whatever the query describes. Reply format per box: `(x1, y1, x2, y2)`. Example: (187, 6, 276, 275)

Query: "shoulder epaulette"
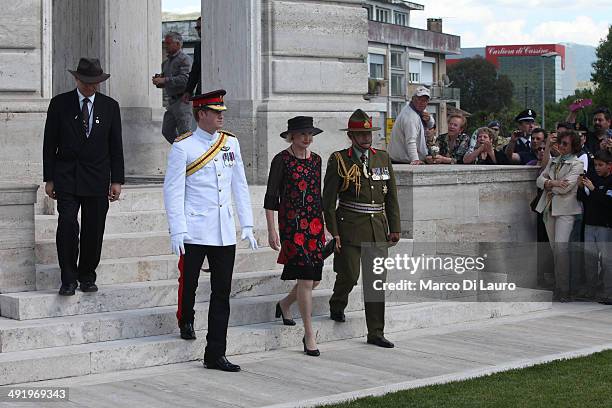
(219, 130, 236, 138)
(174, 131, 193, 143)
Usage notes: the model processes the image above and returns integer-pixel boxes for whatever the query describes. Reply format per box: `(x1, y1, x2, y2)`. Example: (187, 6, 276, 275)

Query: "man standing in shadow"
(43, 58, 124, 296)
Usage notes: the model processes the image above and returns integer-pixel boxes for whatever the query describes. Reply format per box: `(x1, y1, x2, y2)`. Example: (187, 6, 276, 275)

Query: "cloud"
(531, 16, 609, 46)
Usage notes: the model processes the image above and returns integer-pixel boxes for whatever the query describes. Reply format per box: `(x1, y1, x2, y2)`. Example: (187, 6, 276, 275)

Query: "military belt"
(339, 200, 384, 214)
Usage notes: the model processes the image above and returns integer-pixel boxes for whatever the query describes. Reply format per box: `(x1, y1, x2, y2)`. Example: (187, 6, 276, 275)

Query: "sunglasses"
(537, 147, 546, 151)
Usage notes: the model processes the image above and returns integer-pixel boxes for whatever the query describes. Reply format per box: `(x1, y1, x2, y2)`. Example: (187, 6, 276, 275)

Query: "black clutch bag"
(322, 238, 336, 260)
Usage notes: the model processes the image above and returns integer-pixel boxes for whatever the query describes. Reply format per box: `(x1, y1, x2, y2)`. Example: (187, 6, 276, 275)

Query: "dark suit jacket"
(43, 89, 125, 196)
(184, 40, 201, 96)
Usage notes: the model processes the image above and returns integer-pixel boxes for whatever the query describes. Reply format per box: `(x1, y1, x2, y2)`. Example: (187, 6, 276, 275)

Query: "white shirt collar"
(196, 126, 217, 141)
(76, 88, 96, 105)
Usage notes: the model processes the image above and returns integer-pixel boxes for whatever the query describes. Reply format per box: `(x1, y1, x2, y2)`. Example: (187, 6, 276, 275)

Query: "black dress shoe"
(80, 282, 98, 292)
(58, 282, 78, 296)
(302, 336, 320, 357)
(367, 336, 395, 348)
(179, 323, 196, 340)
(330, 311, 346, 322)
(203, 356, 241, 372)
(275, 302, 296, 326)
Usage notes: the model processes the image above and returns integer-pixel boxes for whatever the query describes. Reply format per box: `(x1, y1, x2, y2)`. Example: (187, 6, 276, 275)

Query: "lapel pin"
(74, 115, 78, 120)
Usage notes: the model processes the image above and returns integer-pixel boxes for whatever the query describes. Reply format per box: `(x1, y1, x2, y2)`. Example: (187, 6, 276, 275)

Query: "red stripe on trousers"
(176, 254, 184, 325)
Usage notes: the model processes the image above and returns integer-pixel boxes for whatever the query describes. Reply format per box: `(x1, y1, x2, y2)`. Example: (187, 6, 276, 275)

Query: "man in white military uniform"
(163, 89, 257, 372)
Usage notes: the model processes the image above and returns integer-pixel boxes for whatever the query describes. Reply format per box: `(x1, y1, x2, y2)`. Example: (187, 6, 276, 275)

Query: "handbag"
(322, 237, 336, 260)
(530, 188, 543, 213)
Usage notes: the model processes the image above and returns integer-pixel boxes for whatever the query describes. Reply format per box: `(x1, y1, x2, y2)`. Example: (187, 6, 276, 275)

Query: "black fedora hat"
(280, 116, 323, 138)
(68, 58, 110, 84)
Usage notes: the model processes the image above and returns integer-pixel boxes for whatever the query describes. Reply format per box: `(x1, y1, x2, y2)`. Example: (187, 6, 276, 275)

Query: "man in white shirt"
(163, 89, 257, 372)
(388, 86, 432, 164)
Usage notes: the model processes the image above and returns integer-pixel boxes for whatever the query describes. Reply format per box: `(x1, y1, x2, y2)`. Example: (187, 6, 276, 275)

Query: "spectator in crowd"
(388, 86, 432, 164)
(506, 109, 536, 160)
(567, 106, 611, 154)
(264, 116, 326, 357)
(463, 127, 508, 165)
(488, 120, 508, 151)
(577, 149, 612, 303)
(506, 128, 546, 165)
(535, 131, 584, 301)
(182, 17, 202, 103)
(526, 137, 548, 166)
(426, 113, 472, 164)
(153, 31, 193, 144)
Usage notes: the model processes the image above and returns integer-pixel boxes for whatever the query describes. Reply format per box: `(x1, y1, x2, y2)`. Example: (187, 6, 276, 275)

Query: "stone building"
(364, 0, 461, 137)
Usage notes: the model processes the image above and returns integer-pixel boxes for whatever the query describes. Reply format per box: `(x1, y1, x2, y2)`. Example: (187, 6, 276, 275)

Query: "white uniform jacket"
(163, 127, 254, 246)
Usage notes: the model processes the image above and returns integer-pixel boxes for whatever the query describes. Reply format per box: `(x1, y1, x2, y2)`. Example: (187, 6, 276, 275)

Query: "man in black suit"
(43, 58, 125, 296)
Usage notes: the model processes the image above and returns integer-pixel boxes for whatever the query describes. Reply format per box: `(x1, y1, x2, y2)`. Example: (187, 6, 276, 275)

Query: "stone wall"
(202, 0, 385, 184)
(0, 184, 38, 293)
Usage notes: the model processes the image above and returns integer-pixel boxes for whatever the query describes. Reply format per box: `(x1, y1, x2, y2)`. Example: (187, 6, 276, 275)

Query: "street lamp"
(540, 51, 559, 129)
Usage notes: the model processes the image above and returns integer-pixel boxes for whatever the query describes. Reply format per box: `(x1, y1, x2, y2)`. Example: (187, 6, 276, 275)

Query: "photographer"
(567, 104, 611, 155)
(506, 128, 546, 165)
(152, 31, 193, 144)
(505, 109, 536, 160)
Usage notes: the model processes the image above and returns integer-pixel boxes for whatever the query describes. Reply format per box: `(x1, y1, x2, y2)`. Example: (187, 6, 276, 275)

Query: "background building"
(161, 12, 200, 59)
(448, 43, 596, 108)
(364, 0, 461, 138)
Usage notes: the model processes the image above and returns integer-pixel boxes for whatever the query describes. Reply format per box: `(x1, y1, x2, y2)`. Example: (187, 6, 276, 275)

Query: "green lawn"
(325, 350, 612, 408)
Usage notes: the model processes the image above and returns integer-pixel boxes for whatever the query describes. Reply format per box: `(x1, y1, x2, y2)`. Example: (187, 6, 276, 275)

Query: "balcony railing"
(430, 85, 460, 100)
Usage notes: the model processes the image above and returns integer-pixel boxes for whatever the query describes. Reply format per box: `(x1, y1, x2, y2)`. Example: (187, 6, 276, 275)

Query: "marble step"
(1, 268, 334, 320)
(35, 208, 270, 240)
(34, 248, 302, 289)
(0, 283, 347, 353)
(35, 230, 273, 265)
(43, 184, 268, 216)
(0, 295, 552, 385)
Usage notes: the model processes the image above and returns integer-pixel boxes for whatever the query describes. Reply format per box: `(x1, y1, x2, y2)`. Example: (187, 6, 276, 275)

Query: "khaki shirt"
(322, 148, 401, 246)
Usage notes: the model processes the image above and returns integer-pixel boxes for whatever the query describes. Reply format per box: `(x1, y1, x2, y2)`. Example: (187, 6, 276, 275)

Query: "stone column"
(0, 184, 38, 293)
(0, 0, 52, 202)
(202, 0, 384, 184)
(52, 0, 165, 177)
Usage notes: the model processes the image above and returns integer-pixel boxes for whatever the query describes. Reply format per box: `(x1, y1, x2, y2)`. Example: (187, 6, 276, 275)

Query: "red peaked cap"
(190, 89, 227, 111)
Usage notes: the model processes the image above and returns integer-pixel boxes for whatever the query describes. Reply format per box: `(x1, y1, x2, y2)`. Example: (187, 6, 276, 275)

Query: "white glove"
(241, 227, 258, 250)
(171, 232, 190, 255)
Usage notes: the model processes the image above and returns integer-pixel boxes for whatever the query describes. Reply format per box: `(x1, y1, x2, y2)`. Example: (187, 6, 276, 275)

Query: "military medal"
(371, 168, 381, 180)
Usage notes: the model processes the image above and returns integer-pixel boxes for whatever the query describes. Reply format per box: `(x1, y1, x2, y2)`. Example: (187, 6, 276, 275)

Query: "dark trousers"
(329, 244, 387, 339)
(180, 243, 236, 361)
(56, 192, 109, 285)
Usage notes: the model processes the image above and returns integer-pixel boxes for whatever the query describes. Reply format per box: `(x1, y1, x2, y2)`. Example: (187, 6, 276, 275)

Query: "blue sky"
(163, 0, 611, 47)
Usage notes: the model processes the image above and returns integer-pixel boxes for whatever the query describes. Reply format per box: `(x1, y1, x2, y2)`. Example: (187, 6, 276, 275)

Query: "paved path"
(3, 302, 612, 408)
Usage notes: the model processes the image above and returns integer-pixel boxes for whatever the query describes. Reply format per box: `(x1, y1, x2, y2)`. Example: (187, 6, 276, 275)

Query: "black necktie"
(82, 98, 90, 135)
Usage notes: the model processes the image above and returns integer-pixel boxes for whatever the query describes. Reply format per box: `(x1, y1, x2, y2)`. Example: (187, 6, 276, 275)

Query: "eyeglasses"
(560, 141, 570, 146)
(537, 147, 546, 151)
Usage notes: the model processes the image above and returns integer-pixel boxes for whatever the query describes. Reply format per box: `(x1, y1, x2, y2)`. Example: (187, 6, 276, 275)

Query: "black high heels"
(275, 302, 296, 326)
(302, 336, 320, 357)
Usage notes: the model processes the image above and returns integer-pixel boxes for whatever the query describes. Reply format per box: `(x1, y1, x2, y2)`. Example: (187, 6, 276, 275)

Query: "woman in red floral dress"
(264, 116, 326, 356)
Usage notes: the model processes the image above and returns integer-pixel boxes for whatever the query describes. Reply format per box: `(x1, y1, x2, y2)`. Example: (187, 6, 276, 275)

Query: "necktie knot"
(360, 153, 367, 164)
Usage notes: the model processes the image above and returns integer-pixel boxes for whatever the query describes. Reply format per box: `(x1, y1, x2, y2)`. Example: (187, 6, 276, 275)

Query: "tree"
(592, 26, 612, 110)
(447, 56, 514, 114)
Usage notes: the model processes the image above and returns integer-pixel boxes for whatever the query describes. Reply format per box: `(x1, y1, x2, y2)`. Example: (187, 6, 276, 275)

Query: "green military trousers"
(329, 243, 388, 339)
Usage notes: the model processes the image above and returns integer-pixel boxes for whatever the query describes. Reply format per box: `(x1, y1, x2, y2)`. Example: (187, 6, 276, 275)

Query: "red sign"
(486, 44, 565, 70)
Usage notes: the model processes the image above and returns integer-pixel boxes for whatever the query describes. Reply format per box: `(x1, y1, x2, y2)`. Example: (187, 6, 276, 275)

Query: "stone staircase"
(0, 185, 552, 385)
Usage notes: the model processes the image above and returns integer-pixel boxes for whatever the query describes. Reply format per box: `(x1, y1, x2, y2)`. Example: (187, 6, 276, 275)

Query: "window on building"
(394, 11, 407, 26)
(391, 73, 405, 96)
(363, 5, 373, 20)
(409, 59, 421, 84)
(368, 53, 385, 80)
(421, 62, 434, 85)
(375, 7, 391, 23)
(391, 101, 405, 119)
(391, 51, 403, 69)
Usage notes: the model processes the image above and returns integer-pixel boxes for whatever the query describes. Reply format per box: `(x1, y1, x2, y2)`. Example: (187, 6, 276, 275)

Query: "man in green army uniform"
(323, 109, 401, 348)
